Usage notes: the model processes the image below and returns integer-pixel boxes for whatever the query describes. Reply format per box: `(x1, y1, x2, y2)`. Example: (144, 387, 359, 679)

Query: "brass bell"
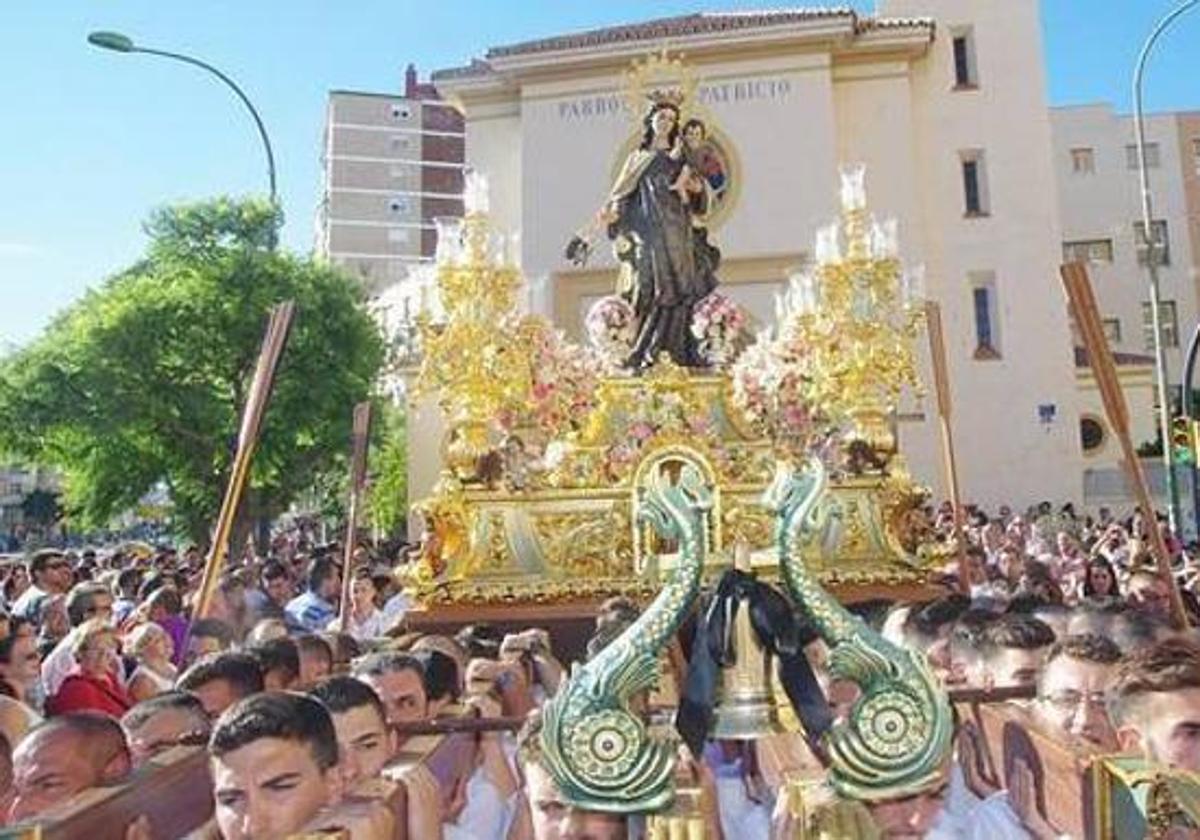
(709, 542, 787, 740)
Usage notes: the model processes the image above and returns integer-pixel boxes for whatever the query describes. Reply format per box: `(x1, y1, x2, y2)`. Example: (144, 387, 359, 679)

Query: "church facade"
(426, 0, 1084, 512)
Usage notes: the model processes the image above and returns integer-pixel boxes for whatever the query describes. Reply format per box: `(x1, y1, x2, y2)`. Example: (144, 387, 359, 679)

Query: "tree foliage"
(0, 197, 385, 543)
(366, 403, 408, 539)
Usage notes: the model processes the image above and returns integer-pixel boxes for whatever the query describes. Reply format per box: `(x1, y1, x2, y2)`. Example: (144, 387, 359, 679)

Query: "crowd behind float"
(0, 500, 1196, 839)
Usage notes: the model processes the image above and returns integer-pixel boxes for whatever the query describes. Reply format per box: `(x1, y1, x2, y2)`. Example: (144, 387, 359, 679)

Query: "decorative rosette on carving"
(539, 464, 712, 813)
(764, 457, 953, 801)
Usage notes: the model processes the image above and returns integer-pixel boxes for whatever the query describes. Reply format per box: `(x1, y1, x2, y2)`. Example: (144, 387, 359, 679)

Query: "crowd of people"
(0, 499, 1191, 838)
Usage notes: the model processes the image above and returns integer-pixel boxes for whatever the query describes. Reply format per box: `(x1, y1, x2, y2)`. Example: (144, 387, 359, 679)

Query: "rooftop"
(432, 8, 934, 81)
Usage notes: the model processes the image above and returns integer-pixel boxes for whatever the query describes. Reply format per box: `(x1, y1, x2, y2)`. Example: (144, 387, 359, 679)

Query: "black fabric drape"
(675, 569, 833, 757)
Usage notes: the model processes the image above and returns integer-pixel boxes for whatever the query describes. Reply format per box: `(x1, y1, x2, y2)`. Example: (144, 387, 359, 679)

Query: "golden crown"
(646, 87, 686, 108)
(622, 48, 700, 121)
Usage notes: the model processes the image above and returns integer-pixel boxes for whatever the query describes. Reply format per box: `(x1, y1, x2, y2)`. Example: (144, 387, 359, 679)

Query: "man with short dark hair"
(1034, 633, 1121, 749)
(244, 560, 292, 628)
(10, 712, 132, 821)
(184, 617, 236, 668)
(176, 652, 265, 718)
(1109, 637, 1200, 772)
(250, 637, 300, 691)
(310, 676, 395, 786)
(122, 690, 211, 766)
(208, 692, 344, 839)
(286, 558, 340, 632)
(968, 615, 1056, 688)
(11, 550, 72, 622)
(353, 652, 428, 738)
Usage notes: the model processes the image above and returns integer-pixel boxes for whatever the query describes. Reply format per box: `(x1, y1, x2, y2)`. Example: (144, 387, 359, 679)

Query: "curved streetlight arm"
(1132, 0, 1197, 233)
(1131, 0, 1198, 538)
(131, 45, 277, 205)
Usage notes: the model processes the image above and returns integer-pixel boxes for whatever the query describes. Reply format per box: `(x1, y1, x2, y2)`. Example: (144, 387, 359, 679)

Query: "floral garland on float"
(690, 291, 749, 369)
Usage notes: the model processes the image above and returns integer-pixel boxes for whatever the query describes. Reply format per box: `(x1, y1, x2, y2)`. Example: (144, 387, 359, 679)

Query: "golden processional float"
(399, 52, 1200, 837)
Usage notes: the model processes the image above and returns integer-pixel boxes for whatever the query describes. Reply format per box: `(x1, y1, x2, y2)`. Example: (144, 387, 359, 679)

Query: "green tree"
(366, 402, 408, 539)
(0, 197, 385, 545)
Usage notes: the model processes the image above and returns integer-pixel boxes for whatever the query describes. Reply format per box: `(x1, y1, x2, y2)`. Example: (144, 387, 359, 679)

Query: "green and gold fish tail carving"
(540, 463, 713, 813)
(764, 457, 953, 801)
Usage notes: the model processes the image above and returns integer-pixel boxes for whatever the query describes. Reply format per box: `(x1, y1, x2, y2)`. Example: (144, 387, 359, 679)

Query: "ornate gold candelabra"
(781, 164, 925, 460)
(415, 173, 530, 480)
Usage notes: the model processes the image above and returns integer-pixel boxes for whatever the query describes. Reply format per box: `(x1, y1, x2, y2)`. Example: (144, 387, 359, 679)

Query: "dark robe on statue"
(609, 147, 715, 370)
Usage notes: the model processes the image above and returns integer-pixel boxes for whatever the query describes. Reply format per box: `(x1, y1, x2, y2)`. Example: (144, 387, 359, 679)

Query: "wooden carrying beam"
(924, 300, 971, 594)
(340, 400, 374, 624)
(193, 301, 296, 620)
(1060, 262, 1189, 630)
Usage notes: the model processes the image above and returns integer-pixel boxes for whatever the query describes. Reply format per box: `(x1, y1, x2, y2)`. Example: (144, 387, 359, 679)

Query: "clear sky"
(2, 1, 1197, 348)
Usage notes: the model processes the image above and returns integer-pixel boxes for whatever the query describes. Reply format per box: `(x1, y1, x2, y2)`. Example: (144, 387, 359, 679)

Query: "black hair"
(904, 594, 971, 644)
(209, 691, 338, 771)
(261, 560, 289, 583)
(981, 615, 1056, 653)
(455, 624, 502, 660)
(639, 102, 681, 151)
(682, 117, 706, 138)
(1083, 556, 1119, 599)
(122, 690, 210, 733)
(65, 583, 110, 627)
(250, 638, 300, 684)
(310, 675, 386, 721)
(416, 650, 459, 703)
(177, 651, 265, 698)
(27, 549, 65, 580)
(190, 618, 236, 649)
(115, 568, 142, 597)
(307, 558, 338, 594)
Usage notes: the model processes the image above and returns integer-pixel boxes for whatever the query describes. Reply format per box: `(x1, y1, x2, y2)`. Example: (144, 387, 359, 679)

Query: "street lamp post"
(87, 30, 277, 206)
(1132, 0, 1198, 536)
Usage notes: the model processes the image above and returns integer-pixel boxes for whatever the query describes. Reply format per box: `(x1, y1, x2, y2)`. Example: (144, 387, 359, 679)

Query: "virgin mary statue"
(602, 97, 718, 371)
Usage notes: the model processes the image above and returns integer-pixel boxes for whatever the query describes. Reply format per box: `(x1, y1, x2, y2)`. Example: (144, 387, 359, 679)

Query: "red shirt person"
(45, 620, 131, 717)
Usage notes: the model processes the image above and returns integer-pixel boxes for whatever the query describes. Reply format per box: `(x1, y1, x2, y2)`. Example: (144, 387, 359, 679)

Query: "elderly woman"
(45, 619, 130, 717)
(125, 622, 178, 703)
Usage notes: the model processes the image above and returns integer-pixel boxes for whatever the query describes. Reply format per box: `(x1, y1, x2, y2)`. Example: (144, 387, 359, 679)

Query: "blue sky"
(2, 1, 1197, 348)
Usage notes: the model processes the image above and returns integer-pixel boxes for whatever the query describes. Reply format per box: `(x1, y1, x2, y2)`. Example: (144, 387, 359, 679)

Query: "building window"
(970, 272, 1000, 359)
(960, 150, 989, 216)
(1133, 219, 1170, 266)
(387, 196, 412, 214)
(1070, 147, 1095, 174)
(1126, 142, 1161, 169)
(950, 27, 978, 88)
(1102, 318, 1122, 344)
(1062, 239, 1114, 264)
(390, 103, 412, 120)
(1141, 300, 1179, 349)
(390, 135, 414, 152)
(1080, 416, 1106, 454)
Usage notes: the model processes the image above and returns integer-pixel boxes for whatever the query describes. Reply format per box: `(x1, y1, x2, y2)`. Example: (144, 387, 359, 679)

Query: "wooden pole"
(924, 300, 971, 594)
(193, 302, 296, 620)
(339, 401, 373, 625)
(1061, 262, 1189, 630)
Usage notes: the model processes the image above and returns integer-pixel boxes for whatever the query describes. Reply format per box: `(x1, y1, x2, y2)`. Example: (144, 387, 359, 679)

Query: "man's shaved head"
(11, 712, 132, 820)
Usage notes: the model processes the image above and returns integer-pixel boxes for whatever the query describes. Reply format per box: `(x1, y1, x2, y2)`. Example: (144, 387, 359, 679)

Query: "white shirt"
(927, 765, 1032, 840)
(41, 627, 80, 697)
(443, 768, 515, 840)
(345, 608, 386, 642)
